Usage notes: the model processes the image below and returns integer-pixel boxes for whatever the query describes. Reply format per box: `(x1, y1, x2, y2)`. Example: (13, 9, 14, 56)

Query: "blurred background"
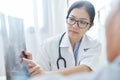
(0, 0, 112, 79)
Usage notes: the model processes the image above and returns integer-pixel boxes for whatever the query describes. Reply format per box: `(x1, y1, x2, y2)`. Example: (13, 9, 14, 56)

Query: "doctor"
(23, 1, 101, 76)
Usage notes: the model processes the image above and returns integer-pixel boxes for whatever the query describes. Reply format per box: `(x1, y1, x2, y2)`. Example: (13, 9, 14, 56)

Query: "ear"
(88, 23, 94, 30)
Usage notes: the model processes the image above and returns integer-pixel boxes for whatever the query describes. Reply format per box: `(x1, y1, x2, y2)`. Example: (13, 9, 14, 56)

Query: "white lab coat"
(34, 32, 101, 71)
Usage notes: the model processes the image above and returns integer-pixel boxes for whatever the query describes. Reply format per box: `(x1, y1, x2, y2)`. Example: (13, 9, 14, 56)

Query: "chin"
(107, 57, 113, 63)
(107, 54, 117, 63)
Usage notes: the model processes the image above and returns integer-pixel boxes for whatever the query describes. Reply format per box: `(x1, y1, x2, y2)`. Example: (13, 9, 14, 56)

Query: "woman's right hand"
(22, 51, 46, 76)
(20, 51, 32, 60)
(23, 58, 45, 76)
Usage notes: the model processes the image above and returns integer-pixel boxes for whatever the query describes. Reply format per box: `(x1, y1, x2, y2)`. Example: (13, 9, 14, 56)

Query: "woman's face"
(67, 8, 91, 41)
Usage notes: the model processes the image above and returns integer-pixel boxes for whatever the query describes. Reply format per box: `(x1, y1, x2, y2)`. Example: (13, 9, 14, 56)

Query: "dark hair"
(66, 1, 95, 24)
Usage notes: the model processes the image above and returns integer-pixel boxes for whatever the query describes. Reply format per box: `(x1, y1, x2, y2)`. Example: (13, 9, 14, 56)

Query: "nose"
(72, 22, 79, 28)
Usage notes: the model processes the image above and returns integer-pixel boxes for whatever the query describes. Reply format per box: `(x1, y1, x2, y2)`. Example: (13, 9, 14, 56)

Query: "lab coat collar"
(59, 32, 71, 47)
(80, 34, 93, 49)
(59, 32, 90, 48)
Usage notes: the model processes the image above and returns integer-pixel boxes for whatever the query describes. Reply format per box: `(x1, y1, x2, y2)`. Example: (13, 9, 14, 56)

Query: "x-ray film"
(1, 15, 30, 80)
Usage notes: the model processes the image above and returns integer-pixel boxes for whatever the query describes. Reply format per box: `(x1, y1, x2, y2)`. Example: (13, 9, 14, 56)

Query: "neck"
(69, 37, 82, 51)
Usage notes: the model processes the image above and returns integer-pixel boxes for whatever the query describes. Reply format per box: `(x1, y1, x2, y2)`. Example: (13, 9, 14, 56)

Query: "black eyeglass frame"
(66, 17, 91, 29)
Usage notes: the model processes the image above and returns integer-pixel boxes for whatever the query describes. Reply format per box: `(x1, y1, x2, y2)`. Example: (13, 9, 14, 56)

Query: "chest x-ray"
(0, 13, 30, 80)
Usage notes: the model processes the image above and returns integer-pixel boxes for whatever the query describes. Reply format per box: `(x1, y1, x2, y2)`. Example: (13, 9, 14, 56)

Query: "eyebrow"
(70, 15, 88, 20)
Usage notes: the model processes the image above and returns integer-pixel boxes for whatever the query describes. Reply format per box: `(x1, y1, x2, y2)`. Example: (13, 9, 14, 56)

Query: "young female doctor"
(23, 1, 101, 76)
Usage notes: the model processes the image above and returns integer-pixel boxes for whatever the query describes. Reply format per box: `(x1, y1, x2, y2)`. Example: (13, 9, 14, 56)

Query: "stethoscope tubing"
(57, 32, 66, 69)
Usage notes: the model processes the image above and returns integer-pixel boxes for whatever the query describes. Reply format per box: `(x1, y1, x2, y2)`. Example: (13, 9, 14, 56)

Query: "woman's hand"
(21, 51, 46, 76)
(20, 51, 32, 60)
(23, 58, 45, 76)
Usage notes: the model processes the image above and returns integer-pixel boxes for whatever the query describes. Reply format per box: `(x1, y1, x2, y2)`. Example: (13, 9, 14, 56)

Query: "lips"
(70, 30, 78, 34)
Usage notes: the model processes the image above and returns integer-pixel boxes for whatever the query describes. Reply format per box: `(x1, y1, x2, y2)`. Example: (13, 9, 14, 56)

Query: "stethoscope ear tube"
(57, 32, 66, 69)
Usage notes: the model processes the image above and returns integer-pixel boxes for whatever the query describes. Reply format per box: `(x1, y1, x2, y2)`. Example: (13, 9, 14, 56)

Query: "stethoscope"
(57, 32, 66, 69)
(56, 32, 89, 69)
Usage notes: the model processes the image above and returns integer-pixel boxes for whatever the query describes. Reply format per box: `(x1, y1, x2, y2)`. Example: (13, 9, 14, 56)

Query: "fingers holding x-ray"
(22, 51, 32, 59)
(19, 51, 32, 64)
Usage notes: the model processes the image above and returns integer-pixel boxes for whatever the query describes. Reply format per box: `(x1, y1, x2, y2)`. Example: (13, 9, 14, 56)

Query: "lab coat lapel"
(78, 34, 91, 61)
(79, 34, 89, 52)
(59, 33, 70, 47)
(76, 34, 85, 65)
(59, 33, 75, 67)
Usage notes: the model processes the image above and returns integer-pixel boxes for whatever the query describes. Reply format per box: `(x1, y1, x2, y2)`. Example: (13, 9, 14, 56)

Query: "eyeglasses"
(66, 17, 91, 28)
